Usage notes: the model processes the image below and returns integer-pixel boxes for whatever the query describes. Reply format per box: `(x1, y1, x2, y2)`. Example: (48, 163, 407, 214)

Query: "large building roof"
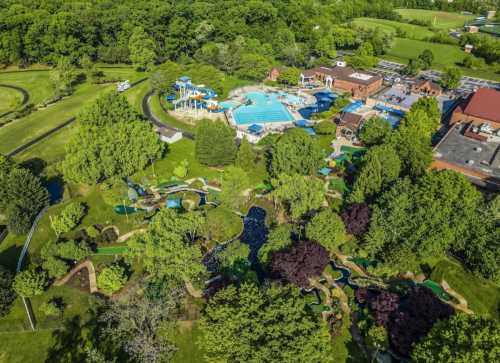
(458, 88, 500, 123)
(434, 124, 500, 180)
(302, 66, 382, 86)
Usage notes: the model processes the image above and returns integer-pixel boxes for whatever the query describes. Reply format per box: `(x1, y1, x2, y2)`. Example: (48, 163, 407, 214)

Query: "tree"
(0, 167, 49, 235)
(39, 301, 62, 317)
(313, 121, 336, 135)
(441, 67, 462, 90)
(128, 27, 156, 70)
(349, 144, 401, 203)
(270, 128, 324, 176)
(219, 166, 250, 211)
(218, 240, 251, 280)
(98, 293, 177, 363)
(236, 53, 272, 81)
(235, 137, 257, 171)
(50, 56, 77, 96)
(195, 120, 236, 166)
(277, 67, 301, 86)
(173, 159, 189, 179)
(341, 203, 371, 237)
(359, 117, 392, 146)
(412, 314, 500, 363)
(42, 257, 69, 279)
(269, 240, 330, 287)
(128, 209, 206, 284)
(150, 61, 183, 94)
(200, 283, 334, 363)
(62, 92, 164, 184)
(56, 240, 92, 261)
(0, 265, 15, 317)
(306, 210, 346, 253)
(272, 174, 325, 221)
(13, 270, 48, 297)
(204, 207, 243, 242)
(258, 224, 293, 265)
(388, 287, 454, 357)
(417, 49, 434, 69)
(97, 264, 127, 295)
(50, 202, 86, 236)
(81, 55, 100, 83)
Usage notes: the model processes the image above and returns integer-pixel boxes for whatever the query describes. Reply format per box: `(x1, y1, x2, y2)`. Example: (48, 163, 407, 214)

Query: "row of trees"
(0, 0, 399, 69)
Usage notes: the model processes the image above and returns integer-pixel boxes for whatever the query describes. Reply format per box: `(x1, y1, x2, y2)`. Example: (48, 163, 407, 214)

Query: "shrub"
(39, 301, 62, 317)
(0, 265, 15, 317)
(13, 270, 48, 297)
(50, 202, 86, 236)
(97, 264, 127, 294)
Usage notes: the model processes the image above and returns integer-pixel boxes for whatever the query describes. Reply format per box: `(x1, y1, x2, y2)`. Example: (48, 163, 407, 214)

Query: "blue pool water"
(224, 91, 298, 125)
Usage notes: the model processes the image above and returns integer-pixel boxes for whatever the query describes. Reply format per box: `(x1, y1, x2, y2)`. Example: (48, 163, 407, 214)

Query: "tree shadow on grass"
(0, 244, 23, 272)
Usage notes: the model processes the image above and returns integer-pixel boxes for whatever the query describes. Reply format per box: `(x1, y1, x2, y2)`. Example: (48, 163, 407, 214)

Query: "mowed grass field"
(0, 70, 53, 105)
(352, 18, 434, 40)
(395, 8, 475, 29)
(0, 86, 23, 115)
(0, 67, 143, 155)
(382, 37, 500, 81)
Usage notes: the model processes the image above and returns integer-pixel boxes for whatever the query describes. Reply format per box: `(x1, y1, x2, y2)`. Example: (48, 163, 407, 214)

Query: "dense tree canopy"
(0, 265, 15, 318)
(270, 129, 324, 176)
(62, 92, 164, 184)
(269, 240, 330, 287)
(257, 224, 293, 265)
(128, 209, 206, 284)
(200, 283, 334, 363)
(360, 117, 392, 146)
(0, 156, 49, 234)
(412, 314, 500, 363)
(195, 120, 236, 166)
(306, 209, 347, 253)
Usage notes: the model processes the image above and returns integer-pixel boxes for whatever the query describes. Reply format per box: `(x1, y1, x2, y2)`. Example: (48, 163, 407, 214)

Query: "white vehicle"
(117, 80, 131, 92)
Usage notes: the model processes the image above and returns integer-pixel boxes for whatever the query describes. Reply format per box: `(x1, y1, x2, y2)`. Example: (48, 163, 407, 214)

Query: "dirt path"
(54, 260, 97, 293)
(323, 271, 350, 315)
(116, 228, 147, 243)
(441, 279, 474, 314)
(184, 280, 203, 298)
(334, 251, 368, 278)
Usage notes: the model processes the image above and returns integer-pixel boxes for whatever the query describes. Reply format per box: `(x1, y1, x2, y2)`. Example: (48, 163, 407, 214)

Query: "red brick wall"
(450, 110, 500, 128)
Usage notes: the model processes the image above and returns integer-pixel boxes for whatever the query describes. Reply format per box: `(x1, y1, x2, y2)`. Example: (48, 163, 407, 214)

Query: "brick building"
(300, 65, 383, 99)
(411, 79, 442, 96)
(450, 88, 500, 130)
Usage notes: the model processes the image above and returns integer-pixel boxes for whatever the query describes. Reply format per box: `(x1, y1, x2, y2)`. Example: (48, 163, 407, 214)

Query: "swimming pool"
(223, 91, 300, 125)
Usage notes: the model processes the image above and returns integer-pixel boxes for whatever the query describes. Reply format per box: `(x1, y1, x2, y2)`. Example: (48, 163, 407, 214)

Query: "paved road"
(142, 90, 194, 140)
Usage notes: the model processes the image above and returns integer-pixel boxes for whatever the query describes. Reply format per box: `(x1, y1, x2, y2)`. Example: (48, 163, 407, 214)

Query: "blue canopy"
(178, 76, 191, 82)
(295, 119, 311, 127)
(248, 124, 263, 134)
(166, 199, 181, 209)
(374, 104, 406, 117)
(319, 167, 332, 176)
(165, 95, 176, 101)
(343, 100, 364, 113)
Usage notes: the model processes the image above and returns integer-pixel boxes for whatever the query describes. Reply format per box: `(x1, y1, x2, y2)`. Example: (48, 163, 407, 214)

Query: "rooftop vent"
(466, 160, 475, 165)
(474, 146, 482, 152)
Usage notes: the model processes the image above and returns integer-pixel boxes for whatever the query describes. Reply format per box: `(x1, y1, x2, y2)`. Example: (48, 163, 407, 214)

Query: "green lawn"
(171, 322, 207, 363)
(431, 258, 500, 320)
(352, 17, 434, 40)
(382, 37, 500, 81)
(0, 86, 23, 115)
(0, 329, 56, 363)
(395, 9, 475, 29)
(0, 70, 53, 106)
(0, 67, 142, 155)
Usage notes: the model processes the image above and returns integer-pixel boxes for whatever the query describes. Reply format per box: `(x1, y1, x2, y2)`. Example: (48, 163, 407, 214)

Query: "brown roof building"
(450, 88, 500, 129)
(300, 65, 383, 99)
(336, 112, 366, 141)
(267, 67, 281, 82)
(411, 79, 442, 96)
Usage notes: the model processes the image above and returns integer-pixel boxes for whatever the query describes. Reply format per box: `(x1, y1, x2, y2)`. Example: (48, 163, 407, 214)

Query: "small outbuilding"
(158, 127, 183, 144)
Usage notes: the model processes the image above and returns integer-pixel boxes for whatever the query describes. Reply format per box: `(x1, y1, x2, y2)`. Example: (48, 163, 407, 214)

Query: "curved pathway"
(0, 83, 29, 118)
(54, 260, 97, 293)
(142, 90, 194, 140)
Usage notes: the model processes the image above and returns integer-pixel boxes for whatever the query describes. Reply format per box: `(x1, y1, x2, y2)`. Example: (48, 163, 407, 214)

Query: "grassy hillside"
(0, 86, 23, 115)
(352, 17, 434, 40)
(395, 9, 475, 29)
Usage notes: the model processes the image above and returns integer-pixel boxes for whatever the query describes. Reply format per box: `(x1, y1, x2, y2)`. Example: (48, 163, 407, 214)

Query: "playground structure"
(169, 76, 223, 113)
